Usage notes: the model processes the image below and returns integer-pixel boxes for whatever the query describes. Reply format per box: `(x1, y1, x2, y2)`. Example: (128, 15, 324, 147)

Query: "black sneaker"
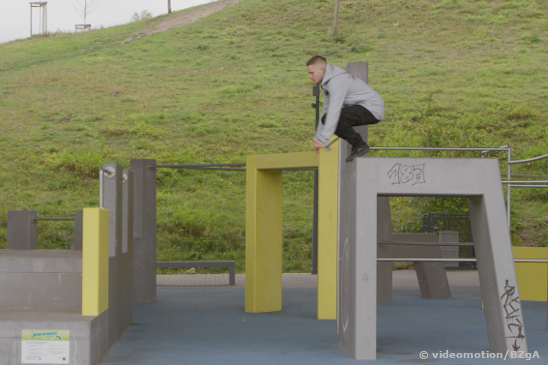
(346, 143, 370, 162)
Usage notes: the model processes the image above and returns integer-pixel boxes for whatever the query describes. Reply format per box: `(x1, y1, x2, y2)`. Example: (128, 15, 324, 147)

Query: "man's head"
(306, 55, 327, 85)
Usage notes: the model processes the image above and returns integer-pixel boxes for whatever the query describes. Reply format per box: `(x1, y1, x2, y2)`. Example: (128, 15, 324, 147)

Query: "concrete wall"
(0, 250, 82, 307)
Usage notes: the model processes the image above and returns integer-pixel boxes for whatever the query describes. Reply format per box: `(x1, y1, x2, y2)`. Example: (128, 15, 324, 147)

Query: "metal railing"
(31, 217, 75, 223)
(324, 143, 547, 231)
(378, 258, 548, 263)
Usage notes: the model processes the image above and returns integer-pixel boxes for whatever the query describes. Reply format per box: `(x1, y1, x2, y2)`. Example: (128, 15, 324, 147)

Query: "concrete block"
(439, 230, 460, 268)
(339, 157, 527, 360)
(71, 210, 83, 251)
(130, 159, 157, 304)
(7, 211, 37, 249)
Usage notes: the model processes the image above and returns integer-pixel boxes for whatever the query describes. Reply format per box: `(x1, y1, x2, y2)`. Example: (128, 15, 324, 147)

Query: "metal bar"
(158, 167, 246, 171)
(507, 146, 511, 229)
(502, 180, 548, 184)
(311, 170, 318, 274)
(370, 147, 509, 152)
(99, 167, 104, 208)
(508, 153, 548, 165)
(154, 163, 245, 168)
(32, 217, 75, 222)
(377, 258, 548, 263)
(501, 174, 548, 179)
(378, 241, 475, 246)
(509, 185, 548, 188)
(378, 258, 477, 262)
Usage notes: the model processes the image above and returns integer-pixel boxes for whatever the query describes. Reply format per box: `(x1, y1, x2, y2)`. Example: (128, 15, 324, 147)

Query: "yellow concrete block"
(317, 141, 339, 319)
(82, 208, 109, 315)
(245, 156, 283, 312)
(255, 151, 318, 170)
(513, 247, 547, 302)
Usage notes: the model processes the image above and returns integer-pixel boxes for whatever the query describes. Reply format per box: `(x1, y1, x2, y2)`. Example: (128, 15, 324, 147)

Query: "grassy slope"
(0, 0, 547, 273)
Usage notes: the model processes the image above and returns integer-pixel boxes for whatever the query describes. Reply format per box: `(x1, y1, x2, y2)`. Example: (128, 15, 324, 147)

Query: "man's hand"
(313, 140, 323, 153)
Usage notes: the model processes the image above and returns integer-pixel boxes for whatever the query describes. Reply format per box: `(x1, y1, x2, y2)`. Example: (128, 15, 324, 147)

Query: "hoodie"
(313, 63, 384, 145)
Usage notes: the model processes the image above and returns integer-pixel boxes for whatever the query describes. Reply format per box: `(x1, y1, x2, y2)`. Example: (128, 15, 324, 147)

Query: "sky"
(0, 0, 215, 44)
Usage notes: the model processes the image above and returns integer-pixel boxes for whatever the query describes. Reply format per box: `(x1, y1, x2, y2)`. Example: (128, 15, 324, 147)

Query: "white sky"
(0, 0, 215, 44)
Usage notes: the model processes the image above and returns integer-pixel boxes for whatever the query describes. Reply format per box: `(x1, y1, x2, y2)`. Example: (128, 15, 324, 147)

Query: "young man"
(306, 55, 384, 162)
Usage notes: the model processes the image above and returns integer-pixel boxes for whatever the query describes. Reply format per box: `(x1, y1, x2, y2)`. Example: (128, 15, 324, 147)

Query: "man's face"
(307, 63, 325, 85)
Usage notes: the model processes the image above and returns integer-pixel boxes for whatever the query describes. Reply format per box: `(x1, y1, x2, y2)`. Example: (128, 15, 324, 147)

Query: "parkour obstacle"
(1, 62, 547, 363)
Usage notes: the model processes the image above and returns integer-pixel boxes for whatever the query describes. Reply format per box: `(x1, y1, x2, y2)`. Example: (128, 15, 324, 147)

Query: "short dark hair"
(306, 55, 327, 66)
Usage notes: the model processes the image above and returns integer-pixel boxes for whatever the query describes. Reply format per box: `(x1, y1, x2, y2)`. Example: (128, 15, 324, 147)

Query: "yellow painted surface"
(245, 149, 339, 317)
(513, 247, 547, 301)
(255, 151, 318, 170)
(245, 155, 283, 312)
(82, 208, 110, 315)
(317, 141, 339, 319)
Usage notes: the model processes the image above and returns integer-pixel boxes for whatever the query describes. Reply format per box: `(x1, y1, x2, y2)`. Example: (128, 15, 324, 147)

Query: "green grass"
(1, 0, 547, 273)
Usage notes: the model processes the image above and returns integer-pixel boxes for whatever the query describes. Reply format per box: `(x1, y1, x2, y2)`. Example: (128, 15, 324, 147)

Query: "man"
(306, 55, 384, 162)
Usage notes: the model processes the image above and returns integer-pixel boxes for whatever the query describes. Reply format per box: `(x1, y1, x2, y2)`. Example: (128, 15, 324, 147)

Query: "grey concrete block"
(0, 308, 109, 365)
(130, 159, 157, 304)
(71, 210, 83, 251)
(439, 230, 460, 268)
(7, 211, 37, 249)
(339, 156, 527, 360)
(102, 163, 123, 259)
(0, 249, 82, 273)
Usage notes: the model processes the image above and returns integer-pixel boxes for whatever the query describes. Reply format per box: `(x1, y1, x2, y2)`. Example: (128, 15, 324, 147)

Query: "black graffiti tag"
(501, 280, 525, 350)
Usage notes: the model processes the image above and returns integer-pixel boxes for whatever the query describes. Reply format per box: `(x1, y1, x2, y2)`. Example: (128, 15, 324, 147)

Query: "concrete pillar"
(7, 211, 37, 249)
(101, 163, 123, 258)
(439, 231, 460, 268)
(343, 62, 369, 152)
(130, 159, 157, 304)
(70, 210, 83, 250)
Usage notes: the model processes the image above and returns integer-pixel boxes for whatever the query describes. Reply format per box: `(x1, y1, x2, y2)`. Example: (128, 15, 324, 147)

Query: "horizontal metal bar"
(370, 147, 509, 152)
(514, 259, 548, 263)
(378, 241, 474, 246)
(502, 180, 548, 184)
(378, 258, 548, 263)
(154, 163, 246, 168)
(508, 154, 548, 165)
(501, 173, 548, 179)
(509, 185, 548, 188)
(32, 217, 75, 222)
(378, 258, 477, 262)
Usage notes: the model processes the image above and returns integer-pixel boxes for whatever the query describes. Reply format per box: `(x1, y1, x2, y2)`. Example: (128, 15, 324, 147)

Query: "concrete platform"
(0, 307, 108, 365)
(96, 271, 547, 364)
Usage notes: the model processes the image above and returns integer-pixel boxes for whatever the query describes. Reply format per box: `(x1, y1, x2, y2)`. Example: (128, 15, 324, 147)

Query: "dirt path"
(122, 0, 242, 43)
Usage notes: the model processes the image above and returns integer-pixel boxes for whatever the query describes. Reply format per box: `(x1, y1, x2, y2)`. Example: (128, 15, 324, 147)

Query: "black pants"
(321, 105, 379, 147)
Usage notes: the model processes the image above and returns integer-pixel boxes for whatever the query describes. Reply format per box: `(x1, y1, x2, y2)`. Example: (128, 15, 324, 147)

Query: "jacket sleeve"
(313, 92, 329, 143)
(313, 76, 352, 145)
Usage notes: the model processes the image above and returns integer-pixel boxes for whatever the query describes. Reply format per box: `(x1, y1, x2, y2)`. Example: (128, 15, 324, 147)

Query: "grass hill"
(1, 0, 547, 273)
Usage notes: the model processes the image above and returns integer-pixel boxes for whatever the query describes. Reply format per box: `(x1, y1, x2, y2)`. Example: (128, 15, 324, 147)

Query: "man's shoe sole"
(345, 146, 370, 162)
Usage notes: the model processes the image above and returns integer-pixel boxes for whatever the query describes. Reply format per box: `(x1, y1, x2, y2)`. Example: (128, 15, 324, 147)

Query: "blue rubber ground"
(99, 287, 547, 364)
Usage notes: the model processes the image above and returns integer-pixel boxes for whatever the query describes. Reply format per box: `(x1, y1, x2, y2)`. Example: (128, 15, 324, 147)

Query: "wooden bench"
(156, 260, 235, 285)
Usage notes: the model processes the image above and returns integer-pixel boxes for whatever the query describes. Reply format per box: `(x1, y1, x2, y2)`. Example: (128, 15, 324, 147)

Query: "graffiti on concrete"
(387, 163, 425, 186)
(501, 279, 525, 351)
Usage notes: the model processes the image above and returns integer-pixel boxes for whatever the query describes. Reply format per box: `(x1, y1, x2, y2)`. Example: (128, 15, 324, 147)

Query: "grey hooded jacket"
(313, 63, 384, 145)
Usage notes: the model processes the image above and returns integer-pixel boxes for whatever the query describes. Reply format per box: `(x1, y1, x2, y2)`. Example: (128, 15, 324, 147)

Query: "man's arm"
(313, 76, 351, 145)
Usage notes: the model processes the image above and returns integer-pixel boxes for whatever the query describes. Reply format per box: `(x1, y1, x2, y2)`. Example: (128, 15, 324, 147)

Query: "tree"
(74, 0, 100, 24)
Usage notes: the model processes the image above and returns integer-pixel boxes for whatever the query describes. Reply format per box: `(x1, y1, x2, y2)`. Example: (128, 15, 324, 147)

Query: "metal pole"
(168, 0, 172, 14)
(333, 0, 340, 35)
(507, 146, 511, 229)
(311, 170, 318, 274)
(311, 85, 321, 275)
(30, 5, 32, 37)
(99, 167, 104, 208)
